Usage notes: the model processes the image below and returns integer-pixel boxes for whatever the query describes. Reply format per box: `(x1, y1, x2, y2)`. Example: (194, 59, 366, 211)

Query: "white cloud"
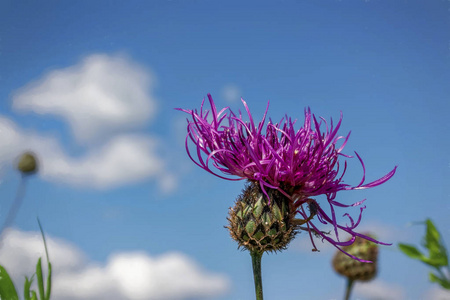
(43, 134, 165, 189)
(423, 286, 450, 300)
(221, 84, 241, 103)
(0, 228, 85, 278)
(12, 53, 157, 144)
(1, 53, 177, 191)
(0, 116, 174, 190)
(353, 280, 406, 300)
(0, 228, 230, 300)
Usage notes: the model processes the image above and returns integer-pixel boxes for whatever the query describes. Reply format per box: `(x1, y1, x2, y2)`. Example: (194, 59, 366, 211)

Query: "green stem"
(250, 251, 264, 300)
(436, 267, 450, 287)
(344, 278, 354, 300)
(0, 175, 28, 245)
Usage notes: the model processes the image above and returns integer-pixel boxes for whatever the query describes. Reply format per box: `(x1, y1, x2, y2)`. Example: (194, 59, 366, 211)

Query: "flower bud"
(332, 235, 378, 281)
(227, 181, 296, 253)
(17, 152, 38, 175)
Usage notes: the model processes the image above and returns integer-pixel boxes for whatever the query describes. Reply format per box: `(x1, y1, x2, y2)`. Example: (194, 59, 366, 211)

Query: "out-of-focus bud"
(332, 234, 378, 281)
(17, 152, 38, 175)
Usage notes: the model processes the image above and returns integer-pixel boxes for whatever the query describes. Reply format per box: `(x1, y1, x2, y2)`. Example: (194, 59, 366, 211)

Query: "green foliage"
(398, 219, 450, 290)
(0, 265, 19, 300)
(0, 219, 52, 300)
(424, 219, 448, 267)
(430, 272, 450, 289)
(398, 243, 426, 260)
(24, 275, 34, 300)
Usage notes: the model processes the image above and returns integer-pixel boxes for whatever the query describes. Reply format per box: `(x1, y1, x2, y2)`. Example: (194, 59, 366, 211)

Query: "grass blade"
(45, 262, 52, 300)
(37, 218, 52, 300)
(24, 275, 34, 300)
(36, 258, 45, 300)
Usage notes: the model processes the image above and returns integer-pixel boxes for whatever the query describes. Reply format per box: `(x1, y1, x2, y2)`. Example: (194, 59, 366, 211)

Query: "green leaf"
(37, 217, 52, 300)
(429, 272, 450, 290)
(424, 219, 448, 267)
(0, 265, 19, 300)
(399, 243, 426, 260)
(36, 258, 46, 300)
(424, 219, 440, 251)
(31, 290, 38, 300)
(398, 243, 446, 268)
(45, 262, 52, 300)
(24, 275, 34, 300)
(422, 256, 448, 268)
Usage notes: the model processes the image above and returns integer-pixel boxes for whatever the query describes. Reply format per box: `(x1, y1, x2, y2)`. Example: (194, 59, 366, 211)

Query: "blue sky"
(1, 1, 449, 299)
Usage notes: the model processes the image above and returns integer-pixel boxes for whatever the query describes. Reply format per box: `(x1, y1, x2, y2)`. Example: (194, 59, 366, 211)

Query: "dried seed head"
(227, 181, 296, 253)
(332, 235, 379, 281)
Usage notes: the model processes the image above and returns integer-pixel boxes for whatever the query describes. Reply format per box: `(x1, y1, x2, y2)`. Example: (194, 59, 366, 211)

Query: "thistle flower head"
(177, 94, 396, 260)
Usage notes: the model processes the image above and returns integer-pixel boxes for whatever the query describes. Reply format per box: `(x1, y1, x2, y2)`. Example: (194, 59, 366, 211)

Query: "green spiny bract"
(332, 235, 378, 281)
(227, 181, 296, 253)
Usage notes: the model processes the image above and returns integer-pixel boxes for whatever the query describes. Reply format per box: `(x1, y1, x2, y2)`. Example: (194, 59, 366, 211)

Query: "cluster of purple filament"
(177, 94, 396, 261)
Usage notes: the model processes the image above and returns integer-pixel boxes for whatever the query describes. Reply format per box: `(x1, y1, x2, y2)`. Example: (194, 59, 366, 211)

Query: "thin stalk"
(0, 175, 28, 244)
(344, 278, 354, 300)
(250, 251, 264, 300)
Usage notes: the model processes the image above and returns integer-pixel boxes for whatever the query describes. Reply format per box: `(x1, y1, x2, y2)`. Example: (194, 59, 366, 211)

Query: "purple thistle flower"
(177, 94, 396, 261)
